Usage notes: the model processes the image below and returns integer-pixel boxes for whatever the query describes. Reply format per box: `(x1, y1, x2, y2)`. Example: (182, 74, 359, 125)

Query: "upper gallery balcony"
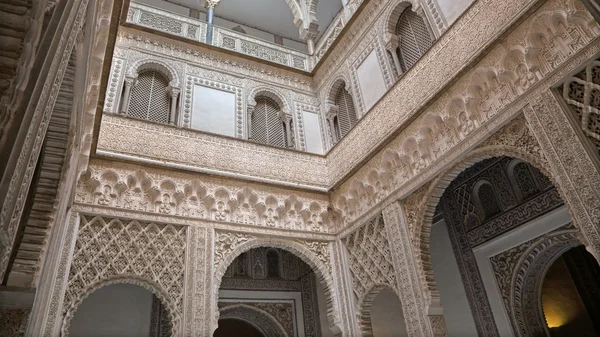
(125, 0, 352, 72)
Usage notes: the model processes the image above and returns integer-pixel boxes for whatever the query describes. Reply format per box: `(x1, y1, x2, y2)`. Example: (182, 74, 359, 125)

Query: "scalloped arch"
(382, 0, 420, 35)
(128, 58, 181, 87)
(247, 86, 291, 113)
(325, 74, 352, 103)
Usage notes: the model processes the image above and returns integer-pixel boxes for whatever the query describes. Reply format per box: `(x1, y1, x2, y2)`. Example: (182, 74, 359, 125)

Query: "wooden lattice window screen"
(251, 96, 287, 148)
(335, 86, 358, 138)
(396, 7, 433, 72)
(128, 70, 171, 124)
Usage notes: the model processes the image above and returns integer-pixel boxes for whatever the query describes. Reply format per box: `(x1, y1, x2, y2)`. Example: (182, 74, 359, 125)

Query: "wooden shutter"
(335, 86, 357, 138)
(252, 96, 287, 148)
(396, 7, 433, 71)
(128, 70, 171, 124)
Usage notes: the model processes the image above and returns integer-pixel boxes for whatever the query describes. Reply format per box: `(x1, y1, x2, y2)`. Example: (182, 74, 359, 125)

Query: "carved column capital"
(124, 76, 136, 86)
(384, 33, 400, 53)
(204, 0, 221, 9)
(168, 86, 181, 97)
(325, 104, 339, 121)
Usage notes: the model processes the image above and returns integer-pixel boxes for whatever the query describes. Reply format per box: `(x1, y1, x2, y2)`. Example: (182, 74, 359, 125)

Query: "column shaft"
(120, 81, 132, 114)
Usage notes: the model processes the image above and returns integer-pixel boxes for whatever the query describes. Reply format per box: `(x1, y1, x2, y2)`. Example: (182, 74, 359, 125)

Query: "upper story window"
(385, 5, 435, 79)
(396, 7, 433, 72)
(120, 64, 180, 126)
(250, 96, 294, 149)
(325, 80, 358, 145)
(334, 84, 358, 140)
(127, 70, 171, 123)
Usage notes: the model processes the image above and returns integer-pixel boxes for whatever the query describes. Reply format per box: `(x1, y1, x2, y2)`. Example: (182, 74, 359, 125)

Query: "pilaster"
(330, 239, 360, 336)
(382, 201, 446, 337)
(523, 89, 600, 261)
(26, 212, 80, 337)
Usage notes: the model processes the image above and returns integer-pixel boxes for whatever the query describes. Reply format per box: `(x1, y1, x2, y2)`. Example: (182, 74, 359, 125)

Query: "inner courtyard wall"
(4, 0, 600, 336)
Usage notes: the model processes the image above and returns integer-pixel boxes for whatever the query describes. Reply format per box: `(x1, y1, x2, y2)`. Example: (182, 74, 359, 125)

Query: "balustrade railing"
(127, 2, 312, 71)
(127, 2, 207, 43)
(212, 27, 309, 71)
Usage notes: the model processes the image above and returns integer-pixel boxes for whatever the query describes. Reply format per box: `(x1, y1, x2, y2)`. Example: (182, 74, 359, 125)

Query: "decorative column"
(523, 90, 600, 262)
(205, 0, 220, 45)
(168, 86, 180, 125)
(120, 76, 135, 114)
(283, 114, 293, 148)
(247, 101, 255, 140)
(381, 200, 446, 337)
(330, 239, 362, 336)
(325, 103, 339, 144)
(300, 24, 319, 56)
(384, 33, 402, 78)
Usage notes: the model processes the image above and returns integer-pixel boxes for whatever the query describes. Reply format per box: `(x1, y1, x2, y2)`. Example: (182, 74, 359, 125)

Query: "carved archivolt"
(411, 116, 563, 307)
(330, 0, 598, 225)
(75, 160, 334, 233)
(211, 232, 339, 332)
(490, 226, 580, 337)
(61, 215, 186, 336)
(247, 85, 292, 114)
(219, 304, 289, 337)
(127, 58, 181, 88)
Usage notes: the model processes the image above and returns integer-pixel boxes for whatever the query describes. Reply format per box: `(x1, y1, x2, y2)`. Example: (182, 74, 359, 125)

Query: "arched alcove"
(427, 154, 570, 337)
(541, 245, 600, 337)
(214, 241, 338, 337)
(362, 286, 409, 337)
(67, 283, 173, 337)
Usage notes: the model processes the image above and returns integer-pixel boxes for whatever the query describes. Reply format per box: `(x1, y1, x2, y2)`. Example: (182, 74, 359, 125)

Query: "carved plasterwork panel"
(524, 89, 600, 263)
(76, 159, 334, 232)
(341, 214, 396, 309)
(0, 309, 30, 337)
(96, 114, 329, 188)
(61, 215, 186, 336)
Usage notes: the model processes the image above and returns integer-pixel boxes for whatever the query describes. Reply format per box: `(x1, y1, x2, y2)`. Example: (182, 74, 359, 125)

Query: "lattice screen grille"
(396, 8, 433, 72)
(251, 96, 287, 148)
(561, 61, 600, 160)
(335, 86, 358, 138)
(128, 70, 171, 124)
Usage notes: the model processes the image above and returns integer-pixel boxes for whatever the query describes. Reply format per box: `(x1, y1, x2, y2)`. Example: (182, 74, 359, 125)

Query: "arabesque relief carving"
(75, 160, 335, 233)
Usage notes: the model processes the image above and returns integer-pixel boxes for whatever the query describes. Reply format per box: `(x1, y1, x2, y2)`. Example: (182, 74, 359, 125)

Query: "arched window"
(475, 182, 502, 220)
(127, 70, 171, 124)
(396, 7, 433, 72)
(251, 96, 290, 148)
(266, 249, 281, 278)
(334, 85, 357, 139)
